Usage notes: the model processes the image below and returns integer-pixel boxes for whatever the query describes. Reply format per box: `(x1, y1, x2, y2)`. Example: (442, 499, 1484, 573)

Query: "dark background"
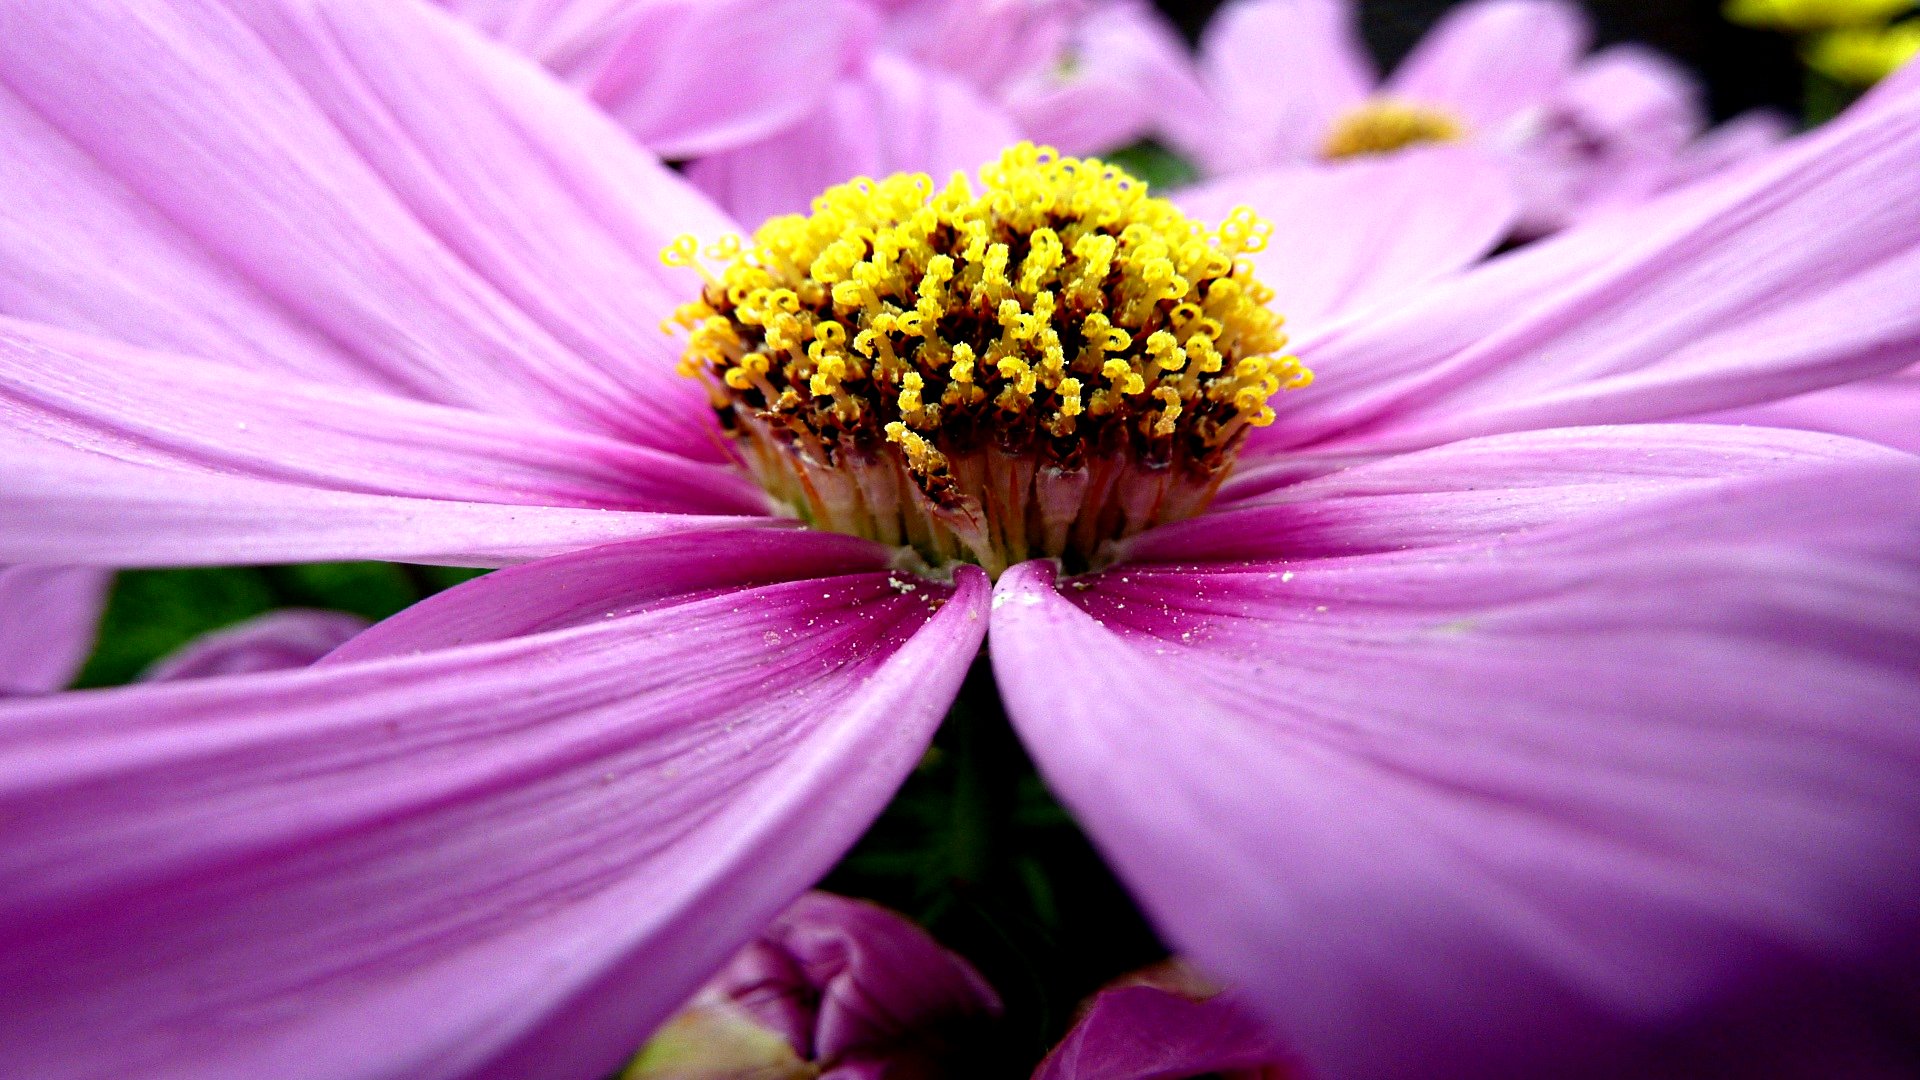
(1150, 0, 1803, 121)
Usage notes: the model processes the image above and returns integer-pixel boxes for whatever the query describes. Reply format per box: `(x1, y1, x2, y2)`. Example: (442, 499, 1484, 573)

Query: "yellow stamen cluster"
(664, 143, 1310, 575)
(1322, 99, 1467, 160)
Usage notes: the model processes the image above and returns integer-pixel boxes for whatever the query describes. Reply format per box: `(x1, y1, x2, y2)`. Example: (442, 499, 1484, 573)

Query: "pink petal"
(447, 0, 870, 159)
(1181, 0, 1376, 172)
(1207, 423, 1907, 552)
(0, 318, 764, 516)
(1385, 0, 1591, 133)
(0, 566, 109, 696)
(0, 440, 771, 569)
(1177, 146, 1517, 332)
(992, 456, 1920, 1079)
(881, 0, 1082, 96)
(687, 54, 1020, 227)
(1254, 93, 1920, 457)
(141, 609, 370, 682)
(1505, 45, 1705, 235)
(1699, 364, 1920, 456)
(999, 0, 1209, 158)
(0, 0, 729, 456)
(0, 537, 990, 1080)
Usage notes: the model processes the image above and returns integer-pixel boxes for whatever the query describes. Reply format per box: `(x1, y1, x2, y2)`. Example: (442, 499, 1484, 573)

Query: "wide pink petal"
(1386, 0, 1590, 133)
(0, 0, 728, 455)
(1254, 92, 1920, 457)
(0, 440, 769, 569)
(446, 0, 869, 159)
(1183, 0, 1376, 172)
(1177, 146, 1516, 332)
(1699, 364, 1920, 455)
(0, 318, 763, 516)
(0, 566, 110, 696)
(993, 457, 1920, 1078)
(0, 537, 989, 1080)
(141, 610, 371, 682)
(1207, 423, 1906, 549)
(687, 53, 1020, 227)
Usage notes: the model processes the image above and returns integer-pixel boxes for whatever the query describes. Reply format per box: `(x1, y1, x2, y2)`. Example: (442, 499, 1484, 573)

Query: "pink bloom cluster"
(438, 0, 1196, 224)
(1161, 0, 1795, 233)
(0, 3, 1917, 1079)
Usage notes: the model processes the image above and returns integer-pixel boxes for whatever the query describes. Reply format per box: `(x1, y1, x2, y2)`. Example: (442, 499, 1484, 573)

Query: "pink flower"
(630, 892, 1000, 1079)
(1165, 0, 1789, 233)
(1, 3, 1918, 1079)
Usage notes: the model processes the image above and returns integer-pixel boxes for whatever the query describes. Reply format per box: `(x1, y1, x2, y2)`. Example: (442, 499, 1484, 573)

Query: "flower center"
(1322, 99, 1466, 160)
(664, 143, 1309, 577)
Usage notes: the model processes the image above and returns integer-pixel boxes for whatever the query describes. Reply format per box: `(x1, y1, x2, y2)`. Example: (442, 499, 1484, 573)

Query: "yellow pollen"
(664, 142, 1311, 576)
(1322, 99, 1467, 160)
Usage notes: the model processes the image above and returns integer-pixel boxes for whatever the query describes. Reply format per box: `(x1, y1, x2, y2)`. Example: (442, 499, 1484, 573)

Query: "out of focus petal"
(688, 54, 1019, 227)
(141, 610, 370, 682)
(994, 453, 1920, 1079)
(0, 439, 769, 569)
(0, 0, 730, 454)
(1505, 45, 1704, 235)
(1663, 109, 1794, 191)
(0, 535, 989, 1080)
(1386, 0, 1591, 132)
(1258, 87, 1920, 456)
(1178, 146, 1516, 332)
(882, 0, 1084, 95)
(490, 0, 871, 159)
(0, 566, 109, 696)
(1183, 0, 1376, 172)
(1002, 0, 1208, 157)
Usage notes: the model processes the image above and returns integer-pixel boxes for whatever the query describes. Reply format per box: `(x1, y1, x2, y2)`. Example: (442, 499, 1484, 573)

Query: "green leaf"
(1102, 140, 1201, 193)
(74, 568, 276, 687)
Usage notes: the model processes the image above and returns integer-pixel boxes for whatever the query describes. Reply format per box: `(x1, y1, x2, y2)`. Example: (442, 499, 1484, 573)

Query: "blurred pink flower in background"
(1164, 0, 1792, 233)
(435, 0, 1190, 222)
(0, 3, 1918, 1080)
(629, 891, 1000, 1079)
(440, 0, 1196, 224)
(0, 566, 108, 696)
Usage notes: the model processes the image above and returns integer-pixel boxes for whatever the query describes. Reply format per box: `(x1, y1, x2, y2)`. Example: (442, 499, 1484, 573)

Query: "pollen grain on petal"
(664, 143, 1310, 577)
